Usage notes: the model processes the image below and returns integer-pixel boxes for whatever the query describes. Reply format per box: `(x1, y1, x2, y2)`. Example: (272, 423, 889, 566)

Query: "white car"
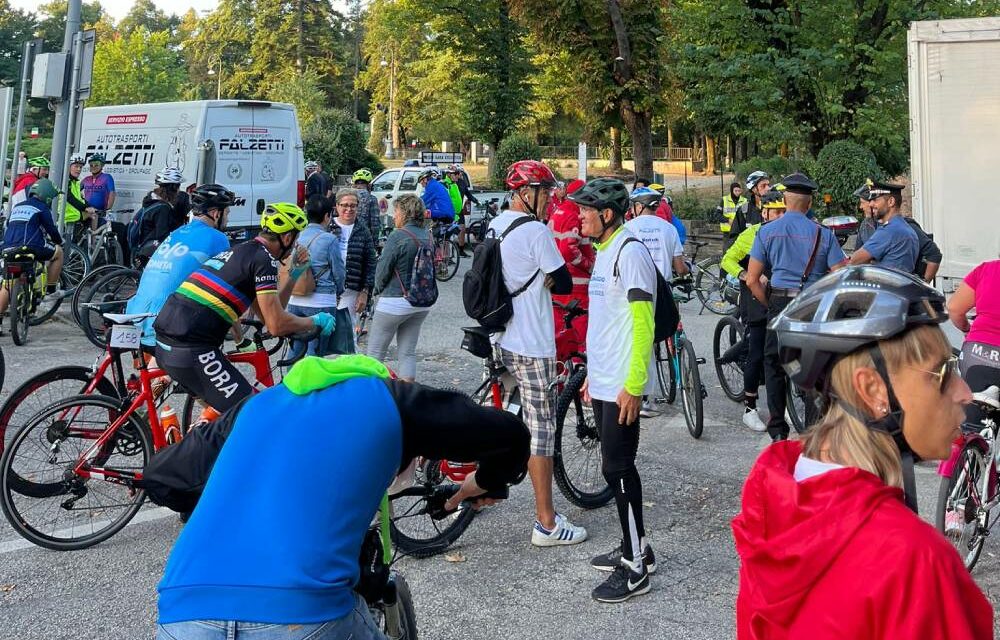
(370, 166, 505, 227)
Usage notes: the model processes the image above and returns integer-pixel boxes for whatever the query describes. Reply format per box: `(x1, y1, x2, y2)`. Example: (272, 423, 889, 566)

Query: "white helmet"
(69, 154, 86, 166)
(305, 160, 319, 171)
(155, 167, 183, 185)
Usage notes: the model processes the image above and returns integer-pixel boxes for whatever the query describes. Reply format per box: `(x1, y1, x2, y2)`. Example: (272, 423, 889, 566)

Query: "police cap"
(867, 179, 905, 198)
(852, 178, 872, 201)
(781, 172, 818, 195)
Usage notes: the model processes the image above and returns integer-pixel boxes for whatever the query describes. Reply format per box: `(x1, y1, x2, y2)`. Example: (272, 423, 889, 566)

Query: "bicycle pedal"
(696, 357, 707, 365)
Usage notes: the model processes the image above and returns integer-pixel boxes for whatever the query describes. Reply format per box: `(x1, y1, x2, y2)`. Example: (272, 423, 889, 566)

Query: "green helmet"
(27, 156, 50, 168)
(88, 153, 106, 165)
(568, 178, 630, 218)
(352, 168, 374, 184)
(29, 178, 59, 204)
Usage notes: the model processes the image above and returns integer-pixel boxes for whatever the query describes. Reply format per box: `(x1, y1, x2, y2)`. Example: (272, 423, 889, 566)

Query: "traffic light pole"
(48, 0, 81, 192)
(7, 39, 41, 214)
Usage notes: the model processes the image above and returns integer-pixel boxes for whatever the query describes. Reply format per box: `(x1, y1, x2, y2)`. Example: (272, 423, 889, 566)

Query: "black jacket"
(331, 218, 377, 293)
(729, 198, 762, 240)
(903, 217, 942, 276)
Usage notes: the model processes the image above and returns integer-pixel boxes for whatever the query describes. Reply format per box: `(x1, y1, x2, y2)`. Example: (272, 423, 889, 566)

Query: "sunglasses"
(909, 354, 960, 393)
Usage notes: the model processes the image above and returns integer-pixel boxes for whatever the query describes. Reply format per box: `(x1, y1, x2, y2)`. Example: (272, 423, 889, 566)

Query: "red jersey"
(12, 172, 37, 196)
(548, 198, 593, 308)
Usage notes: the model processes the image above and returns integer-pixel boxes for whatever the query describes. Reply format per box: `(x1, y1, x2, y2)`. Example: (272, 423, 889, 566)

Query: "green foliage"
(813, 141, 883, 213)
(118, 0, 180, 40)
(304, 109, 383, 178)
(733, 155, 816, 184)
(0, 3, 37, 83)
(491, 133, 541, 188)
(265, 69, 327, 130)
(367, 110, 387, 155)
(670, 188, 715, 221)
(90, 29, 188, 106)
(35, 1, 104, 50)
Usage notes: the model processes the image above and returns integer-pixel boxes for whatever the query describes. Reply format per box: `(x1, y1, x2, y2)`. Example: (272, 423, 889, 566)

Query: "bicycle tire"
(786, 383, 814, 434)
(434, 240, 460, 282)
(553, 367, 613, 509)
(0, 394, 152, 551)
(82, 269, 140, 350)
(60, 241, 91, 295)
(371, 572, 419, 639)
(679, 338, 704, 438)
(694, 255, 737, 316)
(663, 342, 677, 404)
(652, 341, 672, 405)
(9, 279, 29, 346)
(389, 457, 476, 558)
(72, 264, 125, 327)
(0, 344, 5, 397)
(29, 264, 73, 326)
(935, 441, 991, 570)
(713, 316, 745, 403)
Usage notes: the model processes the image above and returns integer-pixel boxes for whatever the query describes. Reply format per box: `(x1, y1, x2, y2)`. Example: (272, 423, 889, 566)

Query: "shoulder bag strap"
(799, 225, 823, 290)
(303, 233, 330, 279)
(502, 215, 541, 296)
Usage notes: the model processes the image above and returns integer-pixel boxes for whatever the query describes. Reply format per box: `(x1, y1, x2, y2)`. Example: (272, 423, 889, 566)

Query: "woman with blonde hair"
(367, 194, 436, 381)
(732, 265, 992, 639)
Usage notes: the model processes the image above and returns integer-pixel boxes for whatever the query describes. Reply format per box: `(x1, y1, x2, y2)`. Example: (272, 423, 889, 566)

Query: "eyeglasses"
(908, 354, 960, 393)
(338, 203, 358, 209)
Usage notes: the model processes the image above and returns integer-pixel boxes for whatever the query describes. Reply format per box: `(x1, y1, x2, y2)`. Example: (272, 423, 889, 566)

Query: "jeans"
(157, 594, 387, 640)
(287, 304, 338, 358)
(366, 308, 429, 379)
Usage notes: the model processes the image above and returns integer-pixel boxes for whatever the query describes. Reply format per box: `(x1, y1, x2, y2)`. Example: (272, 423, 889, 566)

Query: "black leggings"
(744, 322, 766, 397)
(593, 398, 645, 562)
(960, 341, 1000, 427)
(155, 343, 254, 414)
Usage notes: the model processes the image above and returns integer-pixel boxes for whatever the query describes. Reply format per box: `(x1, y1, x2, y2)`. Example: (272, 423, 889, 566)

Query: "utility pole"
(351, 0, 362, 119)
(297, 0, 305, 74)
(49, 0, 82, 191)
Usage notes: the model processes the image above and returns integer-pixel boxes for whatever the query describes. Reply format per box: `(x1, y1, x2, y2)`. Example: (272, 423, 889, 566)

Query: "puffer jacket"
(331, 219, 377, 293)
(356, 189, 382, 242)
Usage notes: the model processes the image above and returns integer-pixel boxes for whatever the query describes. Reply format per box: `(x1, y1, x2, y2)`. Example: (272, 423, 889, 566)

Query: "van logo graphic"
(218, 138, 286, 152)
(106, 114, 148, 125)
(228, 163, 242, 180)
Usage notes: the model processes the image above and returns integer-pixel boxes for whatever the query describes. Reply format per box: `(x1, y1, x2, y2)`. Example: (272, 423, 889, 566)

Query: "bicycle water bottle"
(197, 406, 221, 423)
(160, 404, 181, 444)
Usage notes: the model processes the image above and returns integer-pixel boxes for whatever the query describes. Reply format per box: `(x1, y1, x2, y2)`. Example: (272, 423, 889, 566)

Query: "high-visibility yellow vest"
(64, 178, 84, 223)
(721, 194, 747, 233)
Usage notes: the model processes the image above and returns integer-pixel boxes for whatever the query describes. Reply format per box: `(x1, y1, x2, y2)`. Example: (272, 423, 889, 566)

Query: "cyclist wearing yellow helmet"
(352, 168, 382, 243)
(153, 202, 335, 412)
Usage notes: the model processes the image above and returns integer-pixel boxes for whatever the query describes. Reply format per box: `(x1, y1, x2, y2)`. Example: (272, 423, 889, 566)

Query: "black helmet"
(568, 178, 630, 217)
(773, 265, 947, 393)
(191, 183, 236, 213)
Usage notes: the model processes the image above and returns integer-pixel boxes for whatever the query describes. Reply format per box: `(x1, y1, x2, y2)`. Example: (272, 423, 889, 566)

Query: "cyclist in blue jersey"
(418, 168, 455, 223)
(0, 179, 64, 319)
(125, 184, 236, 352)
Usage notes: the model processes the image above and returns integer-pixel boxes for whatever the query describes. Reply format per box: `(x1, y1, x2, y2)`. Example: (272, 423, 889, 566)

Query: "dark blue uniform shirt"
(861, 214, 919, 272)
(750, 210, 847, 289)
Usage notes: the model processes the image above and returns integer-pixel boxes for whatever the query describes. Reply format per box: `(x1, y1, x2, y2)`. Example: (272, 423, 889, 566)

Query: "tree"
(509, 0, 668, 179)
(90, 29, 188, 106)
(35, 0, 103, 49)
(118, 0, 180, 40)
(265, 69, 327, 129)
(0, 1, 39, 84)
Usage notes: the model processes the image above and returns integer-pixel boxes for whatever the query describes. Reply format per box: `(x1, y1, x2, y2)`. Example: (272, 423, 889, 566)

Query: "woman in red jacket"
(548, 179, 592, 341)
(733, 265, 993, 640)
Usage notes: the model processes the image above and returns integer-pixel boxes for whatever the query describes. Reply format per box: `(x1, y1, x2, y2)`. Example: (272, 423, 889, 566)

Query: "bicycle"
(651, 279, 707, 438)
(0, 315, 301, 550)
(432, 220, 461, 282)
(79, 267, 141, 349)
(356, 292, 375, 349)
(2, 246, 65, 345)
(71, 263, 131, 328)
(466, 198, 500, 248)
(686, 240, 737, 316)
(360, 494, 419, 638)
(75, 220, 124, 269)
(935, 385, 1000, 571)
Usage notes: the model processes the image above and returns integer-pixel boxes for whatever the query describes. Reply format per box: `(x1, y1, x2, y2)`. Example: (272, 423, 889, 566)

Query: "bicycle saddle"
(103, 312, 155, 324)
(972, 386, 1000, 410)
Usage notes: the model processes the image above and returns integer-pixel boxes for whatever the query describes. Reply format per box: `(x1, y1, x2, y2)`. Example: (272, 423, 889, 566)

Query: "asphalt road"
(0, 264, 997, 640)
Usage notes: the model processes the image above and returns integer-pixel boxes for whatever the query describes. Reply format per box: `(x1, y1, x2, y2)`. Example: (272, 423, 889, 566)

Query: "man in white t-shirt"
(625, 186, 689, 416)
(570, 178, 658, 603)
(487, 160, 584, 548)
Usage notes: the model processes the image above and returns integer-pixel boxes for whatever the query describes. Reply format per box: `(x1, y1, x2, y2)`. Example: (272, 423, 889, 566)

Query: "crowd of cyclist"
(1, 150, 998, 638)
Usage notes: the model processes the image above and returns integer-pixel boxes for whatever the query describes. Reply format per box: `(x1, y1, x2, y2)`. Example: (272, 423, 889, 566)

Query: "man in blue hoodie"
(418, 168, 455, 225)
(156, 355, 529, 640)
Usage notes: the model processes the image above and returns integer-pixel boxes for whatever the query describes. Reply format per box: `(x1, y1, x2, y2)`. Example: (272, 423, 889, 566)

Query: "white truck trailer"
(908, 17, 1000, 288)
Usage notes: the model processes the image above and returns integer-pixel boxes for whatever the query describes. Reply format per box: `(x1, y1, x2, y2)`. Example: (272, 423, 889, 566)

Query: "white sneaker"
(742, 409, 767, 433)
(531, 513, 588, 547)
(639, 401, 661, 418)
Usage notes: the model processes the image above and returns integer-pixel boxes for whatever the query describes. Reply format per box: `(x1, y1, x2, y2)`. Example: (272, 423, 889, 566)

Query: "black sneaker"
(592, 561, 650, 603)
(590, 541, 657, 574)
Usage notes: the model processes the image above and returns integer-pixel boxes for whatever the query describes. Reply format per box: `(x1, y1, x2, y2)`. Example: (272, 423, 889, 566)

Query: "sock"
(621, 555, 642, 572)
(640, 536, 649, 552)
(745, 394, 757, 411)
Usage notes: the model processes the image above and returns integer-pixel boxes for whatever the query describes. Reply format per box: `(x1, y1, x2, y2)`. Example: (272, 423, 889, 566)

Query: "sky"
(11, 1, 352, 22)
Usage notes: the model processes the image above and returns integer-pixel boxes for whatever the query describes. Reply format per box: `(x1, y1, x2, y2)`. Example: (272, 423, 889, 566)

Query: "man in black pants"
(569, 178, 658, 603)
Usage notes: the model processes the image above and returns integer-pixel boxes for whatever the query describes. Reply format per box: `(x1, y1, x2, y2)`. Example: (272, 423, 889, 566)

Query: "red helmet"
(505, 160, 557, 190)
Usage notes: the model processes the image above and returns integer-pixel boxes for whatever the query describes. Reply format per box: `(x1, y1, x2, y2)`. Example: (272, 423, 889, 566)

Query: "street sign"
(76, 29, 96, 100)
(420, 151, 463, 165)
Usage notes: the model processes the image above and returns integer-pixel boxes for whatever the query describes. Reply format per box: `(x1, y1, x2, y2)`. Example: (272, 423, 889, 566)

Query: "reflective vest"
(721, 194, 747, 233)
(64, 178, 84, 223)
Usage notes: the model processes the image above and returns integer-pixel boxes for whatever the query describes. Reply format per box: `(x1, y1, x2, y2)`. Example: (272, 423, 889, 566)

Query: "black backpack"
(614, 236, 680, 342)
(463, 215, 539, 331)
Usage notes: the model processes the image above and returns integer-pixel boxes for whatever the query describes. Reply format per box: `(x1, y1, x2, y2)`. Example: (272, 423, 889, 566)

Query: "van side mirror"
(256, 199, 265, 216)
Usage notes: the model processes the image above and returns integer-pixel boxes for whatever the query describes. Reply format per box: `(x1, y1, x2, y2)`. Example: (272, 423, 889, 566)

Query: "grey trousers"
(366, 309, 430, 379)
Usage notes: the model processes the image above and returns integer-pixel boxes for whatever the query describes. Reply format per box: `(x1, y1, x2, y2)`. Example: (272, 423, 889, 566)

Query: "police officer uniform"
(749, 173, 848, 440)
(854, 181, 877, 247)
(859, 180, 919, 272)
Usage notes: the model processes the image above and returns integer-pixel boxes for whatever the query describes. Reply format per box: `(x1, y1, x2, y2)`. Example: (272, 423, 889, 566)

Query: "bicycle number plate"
(109, 324, 141, 349)
(506, 401, 521, 415)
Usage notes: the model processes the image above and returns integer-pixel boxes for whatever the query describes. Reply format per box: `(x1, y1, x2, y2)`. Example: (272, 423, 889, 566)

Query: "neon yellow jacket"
(721, 222, 759, 279)
(721, 194, 747, 233)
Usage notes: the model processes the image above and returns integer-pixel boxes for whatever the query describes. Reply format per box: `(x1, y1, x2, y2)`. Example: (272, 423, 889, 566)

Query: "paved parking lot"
(0, 268, 997, 640)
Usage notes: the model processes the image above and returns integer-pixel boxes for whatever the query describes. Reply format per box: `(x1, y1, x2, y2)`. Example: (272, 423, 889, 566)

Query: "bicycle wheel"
(713, 316, 745, 403)
(59, 241, 91, 295)
(553, 367, 612, 509)
(679, 338, 704, 438)
(389, 457, 476, 558)
(72, 264, 125, 327)
(369, 572, 419, 639)
(9, 280, 30, 346)
(434, 239, 460, 282)
(81, 269, 139, 350)
(935, 441, 992, 570)
(694, 255, 736, 316)
(0, 394, 152, 551)
(786, 383, 816, 434)
(652, 341, 674, 405)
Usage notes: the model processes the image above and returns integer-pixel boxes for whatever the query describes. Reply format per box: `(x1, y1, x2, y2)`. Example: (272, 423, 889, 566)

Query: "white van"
(78, 100, 304, 238)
